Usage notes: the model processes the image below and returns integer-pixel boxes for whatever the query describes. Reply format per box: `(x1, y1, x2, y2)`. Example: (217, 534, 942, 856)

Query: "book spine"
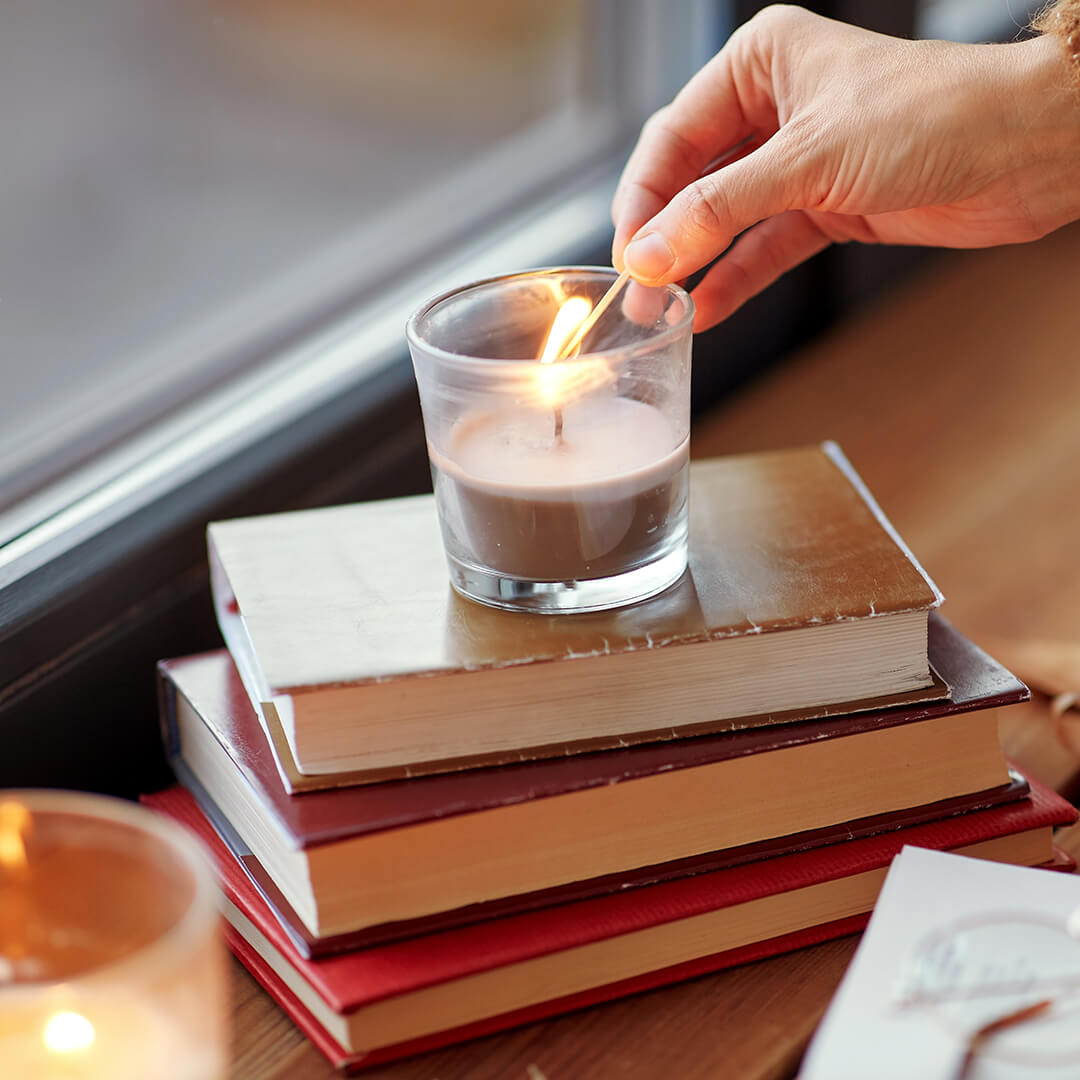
(156, 663, 180, 760)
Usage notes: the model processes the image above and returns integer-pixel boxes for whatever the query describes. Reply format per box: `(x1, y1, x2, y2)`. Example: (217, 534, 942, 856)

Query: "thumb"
(622, 137, 802, 284)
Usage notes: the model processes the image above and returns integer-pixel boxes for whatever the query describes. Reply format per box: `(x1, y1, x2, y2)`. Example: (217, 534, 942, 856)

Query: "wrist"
(999, 33, 1080, 235)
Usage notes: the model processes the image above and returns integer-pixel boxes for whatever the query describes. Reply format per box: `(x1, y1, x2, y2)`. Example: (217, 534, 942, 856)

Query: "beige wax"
(431, 397, 688, 581)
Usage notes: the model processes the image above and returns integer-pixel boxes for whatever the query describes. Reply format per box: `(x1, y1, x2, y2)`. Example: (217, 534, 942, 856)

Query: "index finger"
(611, 41, 762, 265)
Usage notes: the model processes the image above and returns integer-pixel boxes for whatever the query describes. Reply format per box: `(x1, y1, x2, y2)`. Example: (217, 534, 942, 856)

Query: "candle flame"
(0, 801, 31, 873)
(538, 296, 592, 365)
(43, 1011, 96, 1055)
(537, 296, 593, 408)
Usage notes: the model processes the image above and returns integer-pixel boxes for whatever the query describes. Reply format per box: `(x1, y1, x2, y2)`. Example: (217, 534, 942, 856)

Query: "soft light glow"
(537, 296, 593, 408)
(43, 1011, 96, 1055)
(0, 801, 31, 872)
(538, 296, 592, 365)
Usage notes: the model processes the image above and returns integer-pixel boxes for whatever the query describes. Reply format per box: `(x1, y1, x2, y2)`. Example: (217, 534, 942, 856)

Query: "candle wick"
(539, 273, 630, 446)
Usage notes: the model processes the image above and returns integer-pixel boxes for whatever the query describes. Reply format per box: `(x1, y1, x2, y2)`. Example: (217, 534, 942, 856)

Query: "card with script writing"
(801, 846, 1080, 1079)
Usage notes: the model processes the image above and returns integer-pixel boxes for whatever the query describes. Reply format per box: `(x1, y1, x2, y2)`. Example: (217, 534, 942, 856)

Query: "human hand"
(612, 4, 1080, 331)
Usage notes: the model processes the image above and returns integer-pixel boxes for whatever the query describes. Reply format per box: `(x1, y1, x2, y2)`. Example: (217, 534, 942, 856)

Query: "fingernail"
(623, 232, 676, 281)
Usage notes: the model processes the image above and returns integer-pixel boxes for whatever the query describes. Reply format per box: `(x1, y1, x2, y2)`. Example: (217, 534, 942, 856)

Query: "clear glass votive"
(407, 267, 693, 614)
(0, 790, 228, 1079)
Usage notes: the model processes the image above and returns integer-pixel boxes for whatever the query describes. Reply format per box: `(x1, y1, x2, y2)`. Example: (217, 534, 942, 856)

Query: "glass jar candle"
(0, 790, 228, 1079)
(408, 267, 693, 614)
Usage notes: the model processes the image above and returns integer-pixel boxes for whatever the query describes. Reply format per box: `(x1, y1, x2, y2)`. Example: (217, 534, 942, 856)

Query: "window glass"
(1, 0, 645, 512)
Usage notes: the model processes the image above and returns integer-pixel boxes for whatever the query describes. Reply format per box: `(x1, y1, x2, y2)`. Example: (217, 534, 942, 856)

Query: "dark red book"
(176, 760, 1032, 962)
(144, 779, 1076, 1072)
(158, 615, 1028, 951)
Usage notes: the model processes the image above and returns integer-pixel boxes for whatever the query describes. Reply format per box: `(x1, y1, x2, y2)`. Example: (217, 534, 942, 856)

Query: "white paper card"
(800, 847, 1080, 1079)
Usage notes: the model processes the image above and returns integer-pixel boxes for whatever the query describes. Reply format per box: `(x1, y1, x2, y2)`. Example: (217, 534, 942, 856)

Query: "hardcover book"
(207, 443, 945, 780)
(158, 616, 1023, 944)
(144, 779, 1077, 1072)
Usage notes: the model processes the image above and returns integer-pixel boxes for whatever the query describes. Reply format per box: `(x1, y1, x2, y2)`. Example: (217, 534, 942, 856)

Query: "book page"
(800, 846, 1080, 1079)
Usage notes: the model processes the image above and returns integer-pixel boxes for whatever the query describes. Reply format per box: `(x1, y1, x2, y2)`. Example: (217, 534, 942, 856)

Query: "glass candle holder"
(0, 790, 228, 1079)
(408, 267, 693, 614)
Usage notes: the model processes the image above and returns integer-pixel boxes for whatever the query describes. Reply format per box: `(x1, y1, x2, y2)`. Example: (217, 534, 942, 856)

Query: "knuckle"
(742, 4, 812, 49)
(744, 230, 779, 279)
(681, 181, 730, 242)
(752, 4, 810, 32)
(773, 120, 833, 207)
(645, 107, 701, 176)
(731, 5, 812, 72)
(725, 253, 756, 300)
(642, 106, 672, 137)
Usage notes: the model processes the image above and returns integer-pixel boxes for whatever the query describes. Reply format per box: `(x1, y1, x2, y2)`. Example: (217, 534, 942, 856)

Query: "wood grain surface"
(228, 222, 1080, 1079)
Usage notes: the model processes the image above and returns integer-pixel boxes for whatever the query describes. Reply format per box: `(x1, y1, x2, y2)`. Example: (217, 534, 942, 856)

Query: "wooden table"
(231, 223, 1080, 1079)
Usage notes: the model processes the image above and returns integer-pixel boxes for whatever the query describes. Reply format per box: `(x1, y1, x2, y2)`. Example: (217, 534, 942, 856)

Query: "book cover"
(207, 443, 946, 778)
(144, 780, 1076, 1070)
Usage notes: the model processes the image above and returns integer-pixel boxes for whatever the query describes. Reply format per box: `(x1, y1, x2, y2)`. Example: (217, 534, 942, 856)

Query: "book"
(180, 762, 1031, 961)
(207, 442, 946, 780)
(159, 615, 1023, 943)
(143, 779, 1077, 1072)
(800, 846, 1080, 1079)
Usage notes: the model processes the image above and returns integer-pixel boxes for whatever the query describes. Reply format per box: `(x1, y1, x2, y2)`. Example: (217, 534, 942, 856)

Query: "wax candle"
(409, 267, 693, 612)
(0, 792, 228, 1080)
(431, 397, 689, 580)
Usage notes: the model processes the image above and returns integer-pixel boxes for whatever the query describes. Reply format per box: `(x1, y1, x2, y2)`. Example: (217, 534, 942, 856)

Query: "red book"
(143, 777, 1076, 1072)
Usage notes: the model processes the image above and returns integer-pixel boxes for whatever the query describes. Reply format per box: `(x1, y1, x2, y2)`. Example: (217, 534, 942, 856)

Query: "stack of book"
(145, 443, 1076, 1071)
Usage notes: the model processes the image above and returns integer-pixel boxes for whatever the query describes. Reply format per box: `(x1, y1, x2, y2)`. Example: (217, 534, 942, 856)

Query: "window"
(0, 0, 724, 793)
(1, 1, 724, 528)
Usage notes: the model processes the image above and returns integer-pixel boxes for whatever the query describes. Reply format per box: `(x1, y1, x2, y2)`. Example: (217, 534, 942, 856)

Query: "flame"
(0, 801, 31, 873)
(43, 1011, 96, 1055)
(537, 297, 593, 407)
(538, 296, 592, 365)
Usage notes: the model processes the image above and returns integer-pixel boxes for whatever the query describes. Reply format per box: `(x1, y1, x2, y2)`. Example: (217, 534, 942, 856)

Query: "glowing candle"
(0, 791, 228, 1080)
(409, 268, 694, 612)
(538, 294, 593, 439)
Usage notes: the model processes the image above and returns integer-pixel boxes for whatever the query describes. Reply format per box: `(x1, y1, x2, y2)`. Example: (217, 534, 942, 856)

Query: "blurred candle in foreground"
(0, 790, 228, 1079)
